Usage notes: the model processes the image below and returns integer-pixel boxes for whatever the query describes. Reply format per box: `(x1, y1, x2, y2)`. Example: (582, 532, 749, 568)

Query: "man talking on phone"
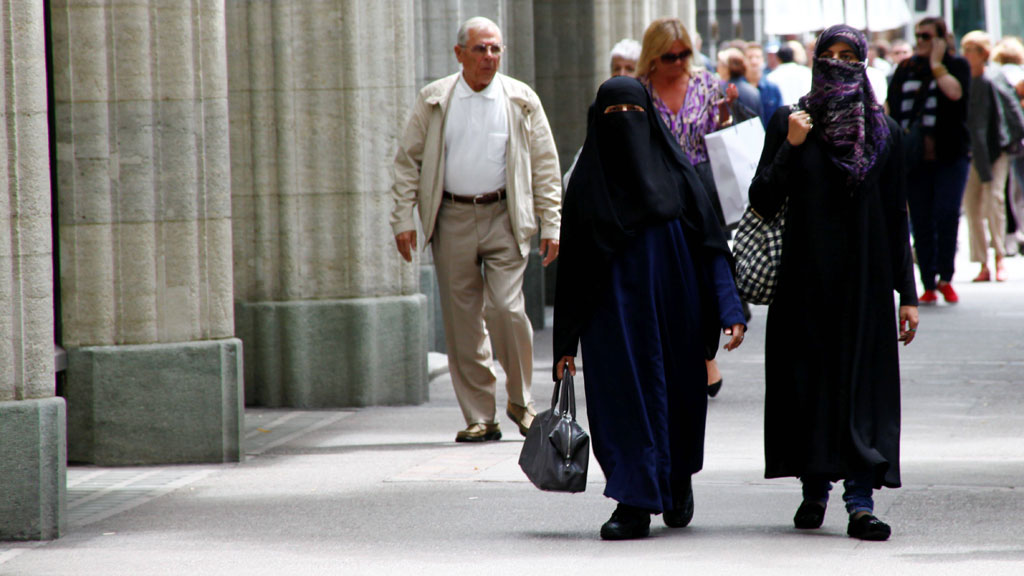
(887, 16, 970, 306)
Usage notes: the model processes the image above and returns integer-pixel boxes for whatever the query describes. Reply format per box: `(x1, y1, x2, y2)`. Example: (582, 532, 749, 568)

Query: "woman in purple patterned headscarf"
(797, 25, 891, 185)
(748, 24, 920, 542)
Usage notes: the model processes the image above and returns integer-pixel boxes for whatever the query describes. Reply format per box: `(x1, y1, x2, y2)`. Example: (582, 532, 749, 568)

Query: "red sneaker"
(937, 282, 958, 304)
(919, 290, 938, 304)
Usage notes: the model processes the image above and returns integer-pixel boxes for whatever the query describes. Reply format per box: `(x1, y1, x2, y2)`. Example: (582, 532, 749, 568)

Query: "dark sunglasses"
(915, 32, 933, 41)
(659, 50, 692, 63)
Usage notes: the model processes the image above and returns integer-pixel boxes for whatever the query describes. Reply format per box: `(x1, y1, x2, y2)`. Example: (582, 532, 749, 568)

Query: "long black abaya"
(748, 107, 917, 489)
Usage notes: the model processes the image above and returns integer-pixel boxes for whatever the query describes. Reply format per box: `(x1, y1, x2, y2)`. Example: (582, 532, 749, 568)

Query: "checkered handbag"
(733, 199, 787, 305)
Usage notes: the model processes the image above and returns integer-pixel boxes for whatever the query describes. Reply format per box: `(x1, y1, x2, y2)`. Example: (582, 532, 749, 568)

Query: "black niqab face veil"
(565, 77, 696, 257)
(553, 77, 733, 364)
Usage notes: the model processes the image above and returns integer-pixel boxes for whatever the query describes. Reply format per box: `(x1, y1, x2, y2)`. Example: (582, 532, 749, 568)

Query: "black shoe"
(793, 501, 826, 529)
(707, 379, 723, 398)
(847, 513, 891, 541)
(600, 504, 651, 540)
(663, 485, 694, 528)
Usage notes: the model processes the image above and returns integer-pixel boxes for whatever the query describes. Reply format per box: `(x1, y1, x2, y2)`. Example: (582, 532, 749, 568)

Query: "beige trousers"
(964, 154, 1010, 263)
(432, 199, 534, 426)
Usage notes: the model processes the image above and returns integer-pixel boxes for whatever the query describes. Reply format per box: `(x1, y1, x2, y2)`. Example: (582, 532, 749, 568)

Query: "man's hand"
(540, 239, 559, 267)
(394, 230, 417, 263)
(930, 37, 948, 66)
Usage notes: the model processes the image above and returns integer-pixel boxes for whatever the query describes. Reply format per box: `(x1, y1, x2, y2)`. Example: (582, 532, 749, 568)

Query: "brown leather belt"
(442, 189, 507, 205)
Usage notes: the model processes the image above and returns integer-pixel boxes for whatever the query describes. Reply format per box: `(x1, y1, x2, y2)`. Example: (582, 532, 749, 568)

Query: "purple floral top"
(641, 69, 722, 165)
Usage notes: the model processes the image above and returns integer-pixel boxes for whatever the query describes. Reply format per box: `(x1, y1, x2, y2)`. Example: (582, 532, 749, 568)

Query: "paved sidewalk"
(2, 232, 1023, 575)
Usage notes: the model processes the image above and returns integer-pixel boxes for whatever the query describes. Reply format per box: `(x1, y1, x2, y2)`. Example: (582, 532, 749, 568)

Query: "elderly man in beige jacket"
(391, 16, 562, 442)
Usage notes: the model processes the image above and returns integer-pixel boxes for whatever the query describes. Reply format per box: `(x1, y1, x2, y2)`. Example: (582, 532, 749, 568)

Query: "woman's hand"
(787, 109, 813, 147)
(717, 84, 739, 126)
(722, 324, 746, 351)
(898, 306, 919, 345)
(556, 356, 577, 380)
(725, 83, 739, 104)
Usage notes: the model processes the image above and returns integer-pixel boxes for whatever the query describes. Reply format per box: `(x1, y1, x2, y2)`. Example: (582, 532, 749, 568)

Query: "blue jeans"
(801, 473, 875, 515)
(907, 157, 970, 291)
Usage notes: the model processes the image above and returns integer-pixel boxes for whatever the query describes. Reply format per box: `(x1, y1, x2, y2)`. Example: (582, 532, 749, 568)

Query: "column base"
(0, 398, 66, 541)
(235, 295, 428, 408)
(420, 264, 446, 353)
(524, 248, 545, 329)
(65, 339, 243, 466)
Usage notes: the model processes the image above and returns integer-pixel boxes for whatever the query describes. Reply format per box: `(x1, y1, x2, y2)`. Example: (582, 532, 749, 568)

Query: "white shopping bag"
(705, 118, 766, 226)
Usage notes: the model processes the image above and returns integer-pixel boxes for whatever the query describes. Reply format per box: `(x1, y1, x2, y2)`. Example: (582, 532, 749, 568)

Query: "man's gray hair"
(610, 38, 641, 62)
(457, 16, 501, 46)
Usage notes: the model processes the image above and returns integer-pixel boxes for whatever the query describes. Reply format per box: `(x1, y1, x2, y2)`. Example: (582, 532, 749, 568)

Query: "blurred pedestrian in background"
(749, 24, 918, 542)
(961, 31, 1024, 282)
(609, 37, 642, 78)
(992, 37, 1024, 257)
(717, 46, 762, 120)
(765, 41, 782, 73)
(691, 31, 715, 72)
(792, 40, 811, 66)
(888, 16, 969, 304)
(889, 39, 913, 71)
(768, 42, 812, 106)
(869, 39, 893, 76)
(553, 76, 745, 541)
(745, 42, 784, 126)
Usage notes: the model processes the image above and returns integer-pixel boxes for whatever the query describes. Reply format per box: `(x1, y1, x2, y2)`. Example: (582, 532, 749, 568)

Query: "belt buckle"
(473, 192, 491, 205)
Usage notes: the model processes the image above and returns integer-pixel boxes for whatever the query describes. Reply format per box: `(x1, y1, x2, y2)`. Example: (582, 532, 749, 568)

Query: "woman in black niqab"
(553, 77, 746, 540)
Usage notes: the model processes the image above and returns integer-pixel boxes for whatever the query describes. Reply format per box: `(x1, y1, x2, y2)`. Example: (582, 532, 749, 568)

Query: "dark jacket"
(968, 66, 1024, 181)
(758, 76, 784, 128)
(888, 54, 971, 163)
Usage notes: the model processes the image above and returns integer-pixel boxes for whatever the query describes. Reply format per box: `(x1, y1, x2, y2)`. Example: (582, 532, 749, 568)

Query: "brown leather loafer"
(455, 423, 502, 443)
(506, 402, 537, 437)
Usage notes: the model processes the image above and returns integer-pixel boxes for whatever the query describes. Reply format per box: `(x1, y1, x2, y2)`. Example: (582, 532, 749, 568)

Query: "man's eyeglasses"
(915, 32, 933, 41)
(467, 44, 505, 56)
(660, 50, 692, 63)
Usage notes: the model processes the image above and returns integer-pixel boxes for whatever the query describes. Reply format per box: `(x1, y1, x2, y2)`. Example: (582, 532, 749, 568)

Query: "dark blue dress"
(580, 218, 745, 513)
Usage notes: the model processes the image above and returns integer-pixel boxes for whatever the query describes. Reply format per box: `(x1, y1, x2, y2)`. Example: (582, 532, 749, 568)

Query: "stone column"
(227, 1, 428, 408)
(52, 0, 243, 465)
(0, 0, 65, 541)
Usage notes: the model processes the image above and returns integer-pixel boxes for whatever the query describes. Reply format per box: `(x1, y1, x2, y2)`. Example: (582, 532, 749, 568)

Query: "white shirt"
(870, 58, 892, 77)
(768, 63, 813, 106)
(443, 73, 508, 195)
(866, 66, 888, 105)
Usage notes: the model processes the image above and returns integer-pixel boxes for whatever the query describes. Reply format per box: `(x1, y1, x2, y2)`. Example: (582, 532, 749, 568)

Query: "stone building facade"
(1, 0, 694, 541)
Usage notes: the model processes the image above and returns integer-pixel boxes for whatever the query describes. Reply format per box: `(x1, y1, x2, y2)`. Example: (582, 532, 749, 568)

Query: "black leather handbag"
(518, 371, 590, 493)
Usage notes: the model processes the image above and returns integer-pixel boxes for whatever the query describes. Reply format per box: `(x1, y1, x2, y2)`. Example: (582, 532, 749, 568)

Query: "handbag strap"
(555, 371, 577, 421)
(549, 375, 562, 410)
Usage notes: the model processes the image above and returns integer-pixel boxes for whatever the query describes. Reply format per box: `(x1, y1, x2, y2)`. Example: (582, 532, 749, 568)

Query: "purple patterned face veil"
(798, 24, 889, 186)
